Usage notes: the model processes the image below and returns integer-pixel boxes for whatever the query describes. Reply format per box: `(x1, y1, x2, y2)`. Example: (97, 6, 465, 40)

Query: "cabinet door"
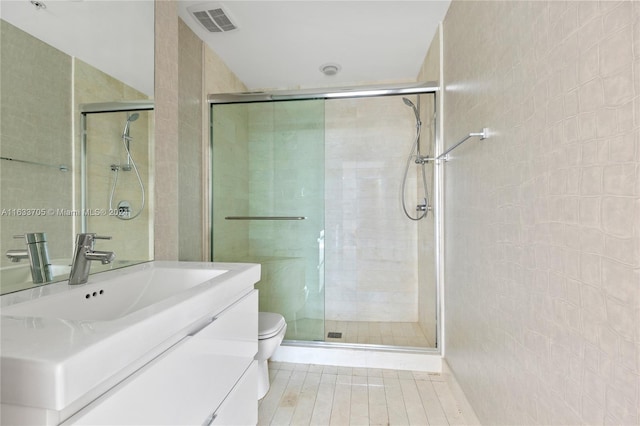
(64, 290, 258, 426)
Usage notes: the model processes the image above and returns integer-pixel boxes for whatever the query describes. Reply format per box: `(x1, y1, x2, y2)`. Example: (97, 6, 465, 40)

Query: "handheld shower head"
(402, 97, 420, 124)
(121, 112, 141, 171)
(402, 97, 415, 108)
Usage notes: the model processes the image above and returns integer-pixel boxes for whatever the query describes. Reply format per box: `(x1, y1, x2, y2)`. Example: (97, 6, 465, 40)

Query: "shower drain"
(327, 332, 342, 338)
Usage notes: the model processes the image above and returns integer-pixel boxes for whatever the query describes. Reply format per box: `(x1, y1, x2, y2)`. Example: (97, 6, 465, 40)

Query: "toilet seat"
(259, 312, 286, 340)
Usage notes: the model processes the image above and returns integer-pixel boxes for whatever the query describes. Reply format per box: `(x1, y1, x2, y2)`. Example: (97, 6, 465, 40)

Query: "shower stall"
(209, 83, 440, 351)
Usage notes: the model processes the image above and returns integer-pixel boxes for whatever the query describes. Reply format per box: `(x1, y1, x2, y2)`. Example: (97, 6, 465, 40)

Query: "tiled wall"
(0, 20, 73, 269)
(153, 0, 180, 261)
(442, 1, 639, 424)
(178, 19, 204, 261)
(324, 96, 423, 322)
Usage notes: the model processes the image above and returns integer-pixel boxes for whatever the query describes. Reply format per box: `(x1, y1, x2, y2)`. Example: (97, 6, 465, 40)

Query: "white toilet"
(256, 312, 287, 399)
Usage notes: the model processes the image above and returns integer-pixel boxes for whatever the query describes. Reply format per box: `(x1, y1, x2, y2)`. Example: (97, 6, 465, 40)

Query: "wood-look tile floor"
(258, 362, 471, 426)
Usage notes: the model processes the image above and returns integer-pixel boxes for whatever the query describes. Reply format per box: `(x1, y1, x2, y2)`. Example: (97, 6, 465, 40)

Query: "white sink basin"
(1, 267, 227, 321)
(0, 259, 147, 295)
(0, 261, 261, 413)
(0, 262, 71, 294)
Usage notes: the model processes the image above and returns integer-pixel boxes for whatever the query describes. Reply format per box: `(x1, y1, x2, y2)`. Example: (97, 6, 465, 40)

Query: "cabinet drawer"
(206, 361, 258, 426)
(191, 289, 258, 358)
(65, 291, 258, 426)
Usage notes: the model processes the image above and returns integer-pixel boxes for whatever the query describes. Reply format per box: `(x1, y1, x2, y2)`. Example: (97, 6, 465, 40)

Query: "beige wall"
(153, 0, 180, 261)
(154, 1, 247, 262)
(178, 19, 204, 261)
(442, 1, 639, 424)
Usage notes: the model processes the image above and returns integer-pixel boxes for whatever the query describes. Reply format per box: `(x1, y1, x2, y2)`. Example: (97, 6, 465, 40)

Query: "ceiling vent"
(188, 3, 238, 33)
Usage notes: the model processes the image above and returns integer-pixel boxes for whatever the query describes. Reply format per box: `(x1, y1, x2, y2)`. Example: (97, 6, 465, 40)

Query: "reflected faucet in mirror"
(69, 233, 116, 285)
(5, 233, 52, 284)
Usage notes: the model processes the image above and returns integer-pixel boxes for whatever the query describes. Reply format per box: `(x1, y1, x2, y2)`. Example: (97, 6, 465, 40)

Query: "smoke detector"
(188, 3, 238, 33)
(320, 63, 341, 76)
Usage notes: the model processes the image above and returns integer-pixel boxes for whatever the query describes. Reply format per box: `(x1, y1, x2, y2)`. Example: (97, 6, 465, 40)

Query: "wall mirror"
(0, 1, 154, 295)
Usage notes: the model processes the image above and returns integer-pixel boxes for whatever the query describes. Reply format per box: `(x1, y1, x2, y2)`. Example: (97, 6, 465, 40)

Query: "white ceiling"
(178, 1, 451, 91)
(1, 1, 450, 96)
(1, 0, 155, 97)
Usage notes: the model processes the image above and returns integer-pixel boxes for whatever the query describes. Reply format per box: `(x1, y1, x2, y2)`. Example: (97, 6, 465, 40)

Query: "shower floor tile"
(286, 318, 434, 348)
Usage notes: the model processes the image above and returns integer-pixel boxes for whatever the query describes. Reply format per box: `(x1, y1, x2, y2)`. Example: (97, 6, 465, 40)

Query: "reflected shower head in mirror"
(121, 113, 140, 171)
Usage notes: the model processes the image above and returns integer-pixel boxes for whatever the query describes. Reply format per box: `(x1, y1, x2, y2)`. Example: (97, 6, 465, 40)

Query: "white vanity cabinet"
(64, 290, 259, 425)
(1, 262, 261, 426)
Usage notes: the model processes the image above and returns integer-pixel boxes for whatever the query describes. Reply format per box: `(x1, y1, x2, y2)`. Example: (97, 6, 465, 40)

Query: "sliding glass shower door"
(211, 100, 325, 342)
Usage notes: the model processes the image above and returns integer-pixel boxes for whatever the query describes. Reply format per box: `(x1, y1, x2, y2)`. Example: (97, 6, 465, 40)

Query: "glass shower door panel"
(212, 100, 325, 342)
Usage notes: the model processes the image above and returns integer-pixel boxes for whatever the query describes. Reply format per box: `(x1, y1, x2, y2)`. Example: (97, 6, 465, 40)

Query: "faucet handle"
(75, 233, 107, 248)
(13, 233, 47, 243)
(94, 235, 112, 240)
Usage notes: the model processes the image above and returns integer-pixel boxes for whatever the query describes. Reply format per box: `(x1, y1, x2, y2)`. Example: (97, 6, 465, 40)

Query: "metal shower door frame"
(208, 83, 443, 354)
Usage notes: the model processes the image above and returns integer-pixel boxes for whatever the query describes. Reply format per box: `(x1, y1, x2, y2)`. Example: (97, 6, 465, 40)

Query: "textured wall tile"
(602, 65, 635, 106)
(177, 19, 203, 261)
(442, 1, 639, 424)
(603, 163, 637, 195)
(324, 95, 434, 324)
(599, 27, 633, 76)
(154, 0, 180, 260)
(601, 196, 635, 237)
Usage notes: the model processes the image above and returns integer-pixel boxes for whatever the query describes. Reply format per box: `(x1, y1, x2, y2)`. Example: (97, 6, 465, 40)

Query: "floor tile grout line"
(305, 370, 321, 426)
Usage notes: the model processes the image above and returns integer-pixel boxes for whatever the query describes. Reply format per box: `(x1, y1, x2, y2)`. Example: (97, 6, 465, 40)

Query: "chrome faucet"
(69, 233, 115, 285)
(6, 233, 52, 284)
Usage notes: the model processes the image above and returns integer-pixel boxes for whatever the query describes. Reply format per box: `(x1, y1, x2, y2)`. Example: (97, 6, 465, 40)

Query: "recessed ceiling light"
(320, 63, 341, 76)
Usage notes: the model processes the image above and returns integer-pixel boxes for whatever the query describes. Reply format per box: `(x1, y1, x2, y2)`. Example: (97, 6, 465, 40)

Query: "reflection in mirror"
(80, 104, 154, 269)
(0, 2, 154, 295)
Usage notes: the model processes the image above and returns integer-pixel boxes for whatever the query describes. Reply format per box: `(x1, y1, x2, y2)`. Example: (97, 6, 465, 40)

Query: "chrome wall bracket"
(436, 128, 489, 162)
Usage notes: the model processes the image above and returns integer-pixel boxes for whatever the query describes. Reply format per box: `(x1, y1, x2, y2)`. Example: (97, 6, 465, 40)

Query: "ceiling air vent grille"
(189, 3, 238, 33)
